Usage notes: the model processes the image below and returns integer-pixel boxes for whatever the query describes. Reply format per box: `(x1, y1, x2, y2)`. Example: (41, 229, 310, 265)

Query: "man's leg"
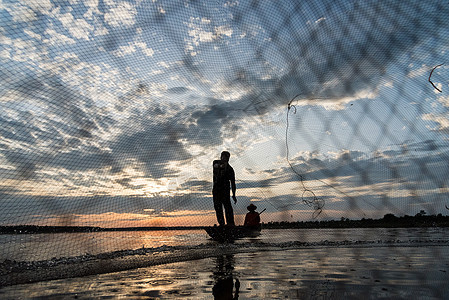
(213, 193, 225, 226)
(223, 197, 235, 226)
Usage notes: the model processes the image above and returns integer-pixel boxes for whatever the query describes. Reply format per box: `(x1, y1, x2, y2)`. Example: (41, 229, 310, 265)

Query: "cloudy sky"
(1, 0, 449, 227)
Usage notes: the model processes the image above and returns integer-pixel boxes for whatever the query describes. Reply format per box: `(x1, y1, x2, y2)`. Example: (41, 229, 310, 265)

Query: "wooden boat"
(205, 225, 261, 242)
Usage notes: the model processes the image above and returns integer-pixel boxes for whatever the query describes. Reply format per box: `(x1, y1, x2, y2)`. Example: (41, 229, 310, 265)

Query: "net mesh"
(0, 0, 449, 297)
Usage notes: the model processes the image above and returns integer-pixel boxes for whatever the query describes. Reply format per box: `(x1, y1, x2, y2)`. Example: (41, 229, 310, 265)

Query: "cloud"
(298, 148, 447, 192)
(180, 180, 210, 191)
(110, 40, 154, 57)
(422, 113, 449, 134)
(135, 42, 154, 56)
(1, 0, 449, 225)
(167, 87, 190, 94)
(217, 2, 449, 110)
(229, 146, 449, 216)
(404, 140, 440, 152)
(57, 11, 94, 41)
(184, 16, 233, 56)
(1, 146, 115, 180)
(2, 1, 53, 23)
(43, 28, 76, 45)
(0, 71, 201, 184)
(0, 187, 215, 226)
(0, 71, 123, 178)
(187, 20, 233, 45)
(104, 1, 137, 27)
(110, 122, 192, 179)
(112, 42, 136, 57)
(0, 114, 40, 145)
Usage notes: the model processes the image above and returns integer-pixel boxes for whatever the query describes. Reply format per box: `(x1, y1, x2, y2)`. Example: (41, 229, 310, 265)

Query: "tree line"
(262, 211, 449, 229)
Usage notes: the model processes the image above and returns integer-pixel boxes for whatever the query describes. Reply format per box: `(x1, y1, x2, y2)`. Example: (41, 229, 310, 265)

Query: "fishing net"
(1, 0, 448, 297)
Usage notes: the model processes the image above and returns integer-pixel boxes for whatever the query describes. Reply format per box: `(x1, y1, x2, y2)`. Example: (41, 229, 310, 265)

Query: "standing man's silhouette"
(213, 151, 237, 226)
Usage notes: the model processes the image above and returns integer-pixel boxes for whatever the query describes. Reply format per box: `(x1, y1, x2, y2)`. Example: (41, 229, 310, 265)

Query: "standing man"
(213, 151, 237, 226)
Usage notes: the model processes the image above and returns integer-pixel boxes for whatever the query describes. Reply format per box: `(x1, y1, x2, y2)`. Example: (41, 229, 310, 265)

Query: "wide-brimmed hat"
(247, 203, 257, 211)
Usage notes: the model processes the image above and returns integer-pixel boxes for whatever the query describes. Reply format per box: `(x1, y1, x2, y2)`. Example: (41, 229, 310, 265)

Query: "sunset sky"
(1, 0, 449, 227)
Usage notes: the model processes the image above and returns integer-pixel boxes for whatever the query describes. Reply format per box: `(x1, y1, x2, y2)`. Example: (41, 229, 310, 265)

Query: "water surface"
(1, 246, 448, 299)
(1, 227, 447, 261)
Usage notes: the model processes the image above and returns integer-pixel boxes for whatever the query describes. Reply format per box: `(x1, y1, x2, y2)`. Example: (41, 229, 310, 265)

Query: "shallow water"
(1, 228, 449, 298)
(1, 227, 447, 261)
(1, 246, 448, 299)
(0, 230, 206, 261)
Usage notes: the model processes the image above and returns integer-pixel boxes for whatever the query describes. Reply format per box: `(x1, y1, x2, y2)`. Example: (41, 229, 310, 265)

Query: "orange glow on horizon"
(17, 209, 355, 228)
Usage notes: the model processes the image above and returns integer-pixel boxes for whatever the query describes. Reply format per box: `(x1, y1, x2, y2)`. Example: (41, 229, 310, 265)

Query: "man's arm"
(230, 168, 237, 204)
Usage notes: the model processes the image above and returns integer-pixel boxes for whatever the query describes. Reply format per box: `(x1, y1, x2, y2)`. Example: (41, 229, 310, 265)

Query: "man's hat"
(247, 203, 257, 211)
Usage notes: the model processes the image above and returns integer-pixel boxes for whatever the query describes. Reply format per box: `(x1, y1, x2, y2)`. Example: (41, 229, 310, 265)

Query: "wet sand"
(1, 243, 449, 299)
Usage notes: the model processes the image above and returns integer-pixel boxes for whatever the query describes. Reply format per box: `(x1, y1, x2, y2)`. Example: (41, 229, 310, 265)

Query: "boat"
(205, 225, 261, 242)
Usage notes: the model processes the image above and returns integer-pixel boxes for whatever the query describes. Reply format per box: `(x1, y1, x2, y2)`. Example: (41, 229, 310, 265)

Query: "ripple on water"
(324, 273, 351, 279)
(148, 279, 175, 286)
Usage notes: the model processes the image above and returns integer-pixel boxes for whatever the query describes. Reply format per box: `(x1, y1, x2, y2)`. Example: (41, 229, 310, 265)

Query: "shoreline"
(1, 239, 448, 287)
(2, 217, 449, 235)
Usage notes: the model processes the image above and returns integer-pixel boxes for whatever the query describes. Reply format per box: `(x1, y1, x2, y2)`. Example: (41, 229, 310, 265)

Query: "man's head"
(220, 151, 230, 162)
(247, 203, 257, 211)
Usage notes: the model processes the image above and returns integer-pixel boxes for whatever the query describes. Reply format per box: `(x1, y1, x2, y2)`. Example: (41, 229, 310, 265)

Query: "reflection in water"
(212, 254, 240, 300)
(0, 246, 447, 299)
(0, 230, 207, 261)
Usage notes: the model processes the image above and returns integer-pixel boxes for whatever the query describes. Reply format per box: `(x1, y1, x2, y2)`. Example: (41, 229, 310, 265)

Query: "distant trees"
(383, 213, 397, 222)
(415, 210, 427, 217)
(263, 211, 449, 229)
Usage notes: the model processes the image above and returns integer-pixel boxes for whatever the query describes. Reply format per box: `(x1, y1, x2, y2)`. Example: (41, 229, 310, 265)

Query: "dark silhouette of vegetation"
(262, 211, 449, 229)
(1, 211, 448, 234)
